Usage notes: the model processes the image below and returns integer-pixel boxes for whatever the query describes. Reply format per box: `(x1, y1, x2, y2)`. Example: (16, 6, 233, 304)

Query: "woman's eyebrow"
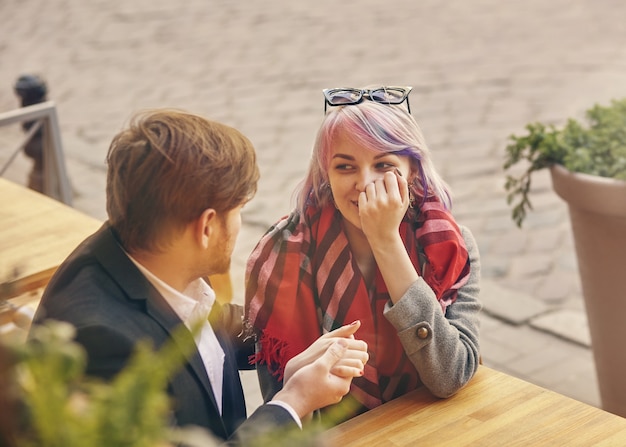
(332, 153, 394, 161)
(374, 153, 393, 160)
(331, 153, 355, 160)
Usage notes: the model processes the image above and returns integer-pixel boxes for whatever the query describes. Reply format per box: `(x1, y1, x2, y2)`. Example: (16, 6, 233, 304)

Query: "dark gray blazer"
(31, 223, 297, 444)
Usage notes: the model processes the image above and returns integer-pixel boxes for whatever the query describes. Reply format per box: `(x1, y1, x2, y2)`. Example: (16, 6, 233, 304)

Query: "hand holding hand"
(273, 337, 365, 419)
(283, 320, 368, 384)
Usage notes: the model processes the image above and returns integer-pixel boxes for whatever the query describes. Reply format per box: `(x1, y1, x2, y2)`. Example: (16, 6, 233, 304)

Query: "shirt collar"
(125, 253, 216, 328)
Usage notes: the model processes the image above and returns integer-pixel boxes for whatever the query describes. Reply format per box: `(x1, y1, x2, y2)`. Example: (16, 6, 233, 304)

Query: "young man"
(30, 109, 368, 445)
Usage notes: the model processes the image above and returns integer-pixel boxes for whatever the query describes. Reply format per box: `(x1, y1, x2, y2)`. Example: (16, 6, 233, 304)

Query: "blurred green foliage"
(1, 320, 218, 447)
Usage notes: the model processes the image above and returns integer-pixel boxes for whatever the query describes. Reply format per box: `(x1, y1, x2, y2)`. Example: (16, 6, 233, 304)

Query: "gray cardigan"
(384, 226, 482, 398)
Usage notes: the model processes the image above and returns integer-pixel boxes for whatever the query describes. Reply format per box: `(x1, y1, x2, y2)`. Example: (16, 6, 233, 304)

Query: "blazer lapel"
(144, 290, 222, 415)
(90, 223, 222, 415)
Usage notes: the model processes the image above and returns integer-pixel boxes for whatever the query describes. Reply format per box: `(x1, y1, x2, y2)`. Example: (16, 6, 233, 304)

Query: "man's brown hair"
(106, 109, 259, 252)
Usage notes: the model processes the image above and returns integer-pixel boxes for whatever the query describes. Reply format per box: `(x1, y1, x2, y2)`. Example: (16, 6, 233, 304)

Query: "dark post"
(13, 74, 48, 193)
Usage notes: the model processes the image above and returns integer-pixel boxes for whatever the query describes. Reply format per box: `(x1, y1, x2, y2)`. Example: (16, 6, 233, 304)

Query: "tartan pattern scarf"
(245, 199, 470, 410)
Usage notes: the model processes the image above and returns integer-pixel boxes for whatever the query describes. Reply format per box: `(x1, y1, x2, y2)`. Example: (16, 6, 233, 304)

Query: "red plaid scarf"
(245, 199, 470, 410)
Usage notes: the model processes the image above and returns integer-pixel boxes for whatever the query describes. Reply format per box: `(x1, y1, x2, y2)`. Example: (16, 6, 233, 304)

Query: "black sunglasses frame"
(323, 86, 413, 114)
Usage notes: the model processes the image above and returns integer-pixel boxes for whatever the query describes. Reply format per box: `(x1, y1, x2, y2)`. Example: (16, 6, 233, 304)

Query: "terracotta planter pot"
(550, 164, 626, 417)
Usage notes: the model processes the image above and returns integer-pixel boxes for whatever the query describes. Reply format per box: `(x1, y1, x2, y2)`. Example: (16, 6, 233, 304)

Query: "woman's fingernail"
(350, 320, 360, 326)
(394, 168, 403, 177)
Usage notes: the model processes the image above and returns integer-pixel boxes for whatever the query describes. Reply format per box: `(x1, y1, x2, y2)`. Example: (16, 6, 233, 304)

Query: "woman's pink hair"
(295, 100, 451, 213)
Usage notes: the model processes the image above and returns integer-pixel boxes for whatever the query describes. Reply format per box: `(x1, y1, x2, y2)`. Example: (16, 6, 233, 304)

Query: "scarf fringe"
(248, 330, 291, 381)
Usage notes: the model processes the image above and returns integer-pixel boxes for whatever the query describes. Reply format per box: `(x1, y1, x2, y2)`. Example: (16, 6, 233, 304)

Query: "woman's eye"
(376, 162, 396, 171)
(334, 164, 353, 171)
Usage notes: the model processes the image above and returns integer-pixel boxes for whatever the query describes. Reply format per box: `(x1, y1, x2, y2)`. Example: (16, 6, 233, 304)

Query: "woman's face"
(327, 129, 412, 231)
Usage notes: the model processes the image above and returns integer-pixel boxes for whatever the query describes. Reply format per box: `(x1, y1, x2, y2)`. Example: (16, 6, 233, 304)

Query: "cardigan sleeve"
(383, 225, 482, 398)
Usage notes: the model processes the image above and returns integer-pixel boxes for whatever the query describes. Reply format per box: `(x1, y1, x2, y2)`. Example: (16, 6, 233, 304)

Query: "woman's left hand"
(358, 170, 409, 246)
(358, 170, 420, 302)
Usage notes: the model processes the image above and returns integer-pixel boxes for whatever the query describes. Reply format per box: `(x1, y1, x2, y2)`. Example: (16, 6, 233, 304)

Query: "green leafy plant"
(1, 320, 219, 447)
(504, 98, 626, 227)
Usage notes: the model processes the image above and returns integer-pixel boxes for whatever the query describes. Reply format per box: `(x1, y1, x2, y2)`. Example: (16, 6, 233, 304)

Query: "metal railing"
(0, 101, 73, 205)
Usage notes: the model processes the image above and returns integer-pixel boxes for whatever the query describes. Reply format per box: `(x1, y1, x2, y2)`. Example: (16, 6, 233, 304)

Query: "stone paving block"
(533, 352, 602, 408)
(529, 348, 599, 407)
(480, 311, 599, 407)
(529, 309, 591, 347)
(481, 279, 549, 325)
(479, 336, 520, 366)
(508, 252, 553, 277)
(488, 229, 529, 256)
(533, 270, 582, 304)
(526, 226, 566, 253)
(481, 317, 559, 358)
(482, 212, 522, 232)
(479, 254, 510, 279)
(504, 337, 587, 377)
(557, 249, 579, 272)
(505, 276, 543, 298)
(522, 207, 568, 229)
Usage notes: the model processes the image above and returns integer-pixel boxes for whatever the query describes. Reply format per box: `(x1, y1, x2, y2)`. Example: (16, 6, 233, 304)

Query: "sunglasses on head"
(322, 86, 413, 114)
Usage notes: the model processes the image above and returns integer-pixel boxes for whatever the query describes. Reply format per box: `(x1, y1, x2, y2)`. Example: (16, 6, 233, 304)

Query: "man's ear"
(196, 208, 217, 249)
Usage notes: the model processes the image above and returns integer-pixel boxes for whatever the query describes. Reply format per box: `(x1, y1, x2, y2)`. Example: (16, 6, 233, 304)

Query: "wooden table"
(324, 366, 626, 446)
(0, 177, 102, 299)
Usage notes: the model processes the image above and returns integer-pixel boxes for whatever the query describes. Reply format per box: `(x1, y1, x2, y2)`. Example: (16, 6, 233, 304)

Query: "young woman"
(245, 87, 481, 424)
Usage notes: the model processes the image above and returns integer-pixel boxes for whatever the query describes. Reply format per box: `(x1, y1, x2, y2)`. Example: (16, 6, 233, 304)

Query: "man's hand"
(282, 320, 368, 385)
(272, 337, 366, 419)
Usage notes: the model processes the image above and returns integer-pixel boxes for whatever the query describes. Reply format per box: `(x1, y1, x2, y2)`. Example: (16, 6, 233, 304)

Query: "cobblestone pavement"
(3, 0, 626, 413)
